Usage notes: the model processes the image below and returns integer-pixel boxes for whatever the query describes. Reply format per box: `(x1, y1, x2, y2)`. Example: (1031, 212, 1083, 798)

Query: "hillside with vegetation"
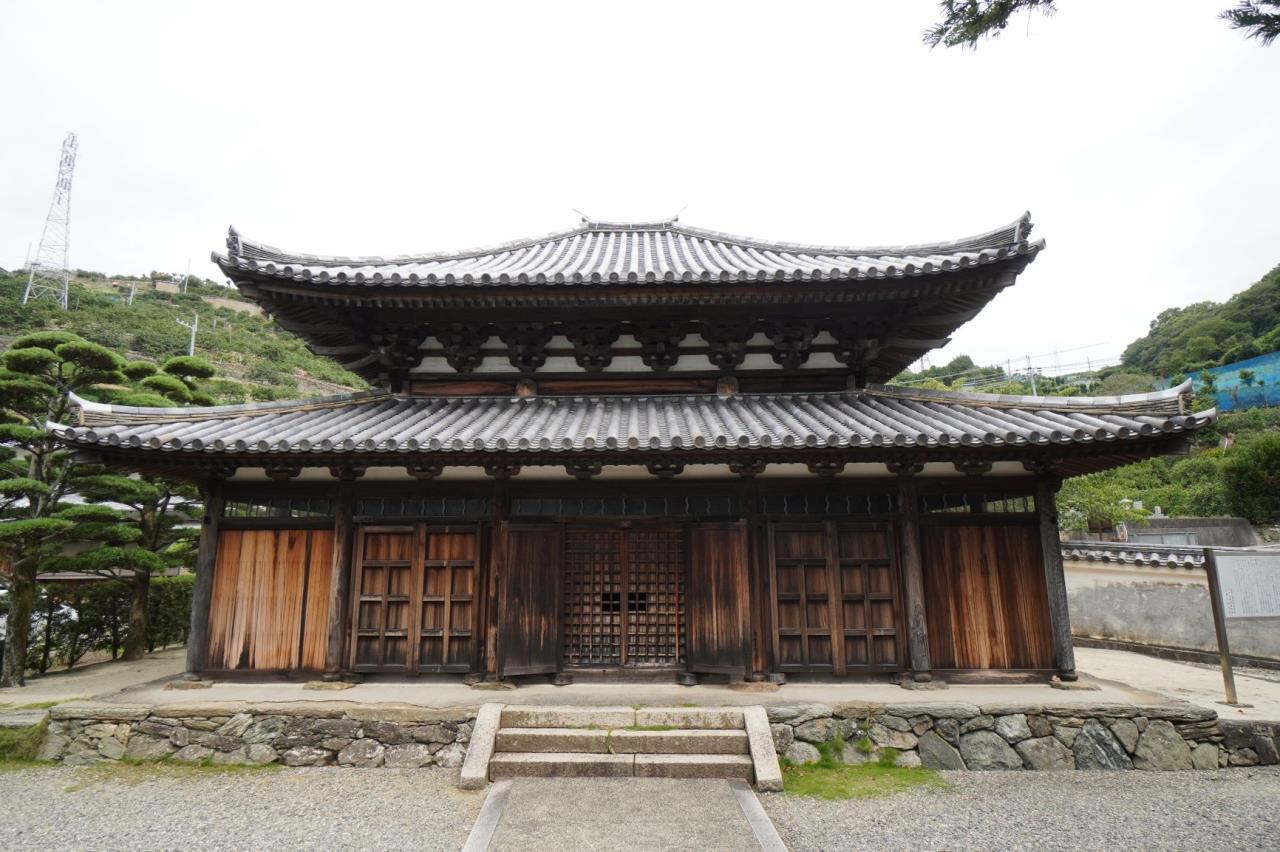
(891, 264, 1280, 532)
(0, 269, 365, 403)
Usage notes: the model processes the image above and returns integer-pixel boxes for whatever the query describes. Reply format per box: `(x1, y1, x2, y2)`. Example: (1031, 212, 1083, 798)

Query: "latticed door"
(563, 526, 684, 668)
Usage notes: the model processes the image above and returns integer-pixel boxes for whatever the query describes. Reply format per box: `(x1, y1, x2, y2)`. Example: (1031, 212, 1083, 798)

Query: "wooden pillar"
(323, 481, 356, 680)
(184, 480, 224, 680)
(1035, 475, 1077, 680)
(897, 476, 932, 682)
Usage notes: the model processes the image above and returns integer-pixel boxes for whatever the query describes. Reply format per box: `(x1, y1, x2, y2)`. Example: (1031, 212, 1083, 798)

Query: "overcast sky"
(2, 1, 1276, 374)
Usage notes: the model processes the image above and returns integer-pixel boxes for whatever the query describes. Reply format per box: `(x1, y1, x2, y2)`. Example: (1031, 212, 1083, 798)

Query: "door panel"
(768, 522, 901, 674)
(499, 524, 563, 676)
(687, 522, 748, 675)
(351, 527, 416, 671)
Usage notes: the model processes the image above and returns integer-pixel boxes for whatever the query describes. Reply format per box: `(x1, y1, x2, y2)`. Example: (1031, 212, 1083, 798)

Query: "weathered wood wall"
(921, 523, 1054, 669)
(207, 529, 333, 671)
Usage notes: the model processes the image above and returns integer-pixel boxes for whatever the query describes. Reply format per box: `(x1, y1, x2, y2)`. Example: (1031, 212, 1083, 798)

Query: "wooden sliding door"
(686, 522, 748, 675)
(349, 524, 479, 674)
(498, 524, 563, 676)
(207, 528, 333, 671)
(768, 522, 901, 675)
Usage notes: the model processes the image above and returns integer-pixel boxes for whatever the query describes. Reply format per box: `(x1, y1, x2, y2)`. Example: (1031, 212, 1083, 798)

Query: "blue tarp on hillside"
(1194, 351, 1280, 412)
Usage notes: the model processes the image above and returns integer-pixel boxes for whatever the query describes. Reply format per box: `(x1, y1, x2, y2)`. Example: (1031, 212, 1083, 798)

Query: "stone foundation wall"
(38, 702, 477, 769)
(767, 701, 1280, 771)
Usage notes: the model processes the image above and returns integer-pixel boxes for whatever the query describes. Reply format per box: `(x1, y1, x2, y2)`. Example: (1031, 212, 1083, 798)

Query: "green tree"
(1222, 433, 1280, 522)
(925, 1, 1280, 49)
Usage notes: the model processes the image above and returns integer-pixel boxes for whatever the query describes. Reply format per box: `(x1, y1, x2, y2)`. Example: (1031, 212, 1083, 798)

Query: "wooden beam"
(897, 476, 932, 682)
(323, 481, 356, 680)
(184, 481, 224, 680)
(1035, 476, 1077, 680)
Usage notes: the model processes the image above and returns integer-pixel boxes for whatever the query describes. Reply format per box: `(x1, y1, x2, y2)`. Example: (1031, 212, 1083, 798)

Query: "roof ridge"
(867, 378, 1197, 412)
(67, 389, 394, 425)
(216, 213, 1038, 269)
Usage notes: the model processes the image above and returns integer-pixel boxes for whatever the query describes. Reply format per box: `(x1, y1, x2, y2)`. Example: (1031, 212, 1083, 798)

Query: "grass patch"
(782, 761, 945, 801)
(63, 760, 281, 791)
(0, 719, 49, 763)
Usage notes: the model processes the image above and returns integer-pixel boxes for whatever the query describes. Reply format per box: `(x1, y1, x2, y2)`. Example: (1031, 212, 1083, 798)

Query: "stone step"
(635, 754, 755, 780)
(494, 727, 750, 755)
(487, 752, 755, 780)
(488, 752, 634, 779)
(500, 706, 635, 730)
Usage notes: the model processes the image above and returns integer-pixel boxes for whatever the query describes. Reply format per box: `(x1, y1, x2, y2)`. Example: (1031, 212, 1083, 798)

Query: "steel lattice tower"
(22, 133, 79, 309)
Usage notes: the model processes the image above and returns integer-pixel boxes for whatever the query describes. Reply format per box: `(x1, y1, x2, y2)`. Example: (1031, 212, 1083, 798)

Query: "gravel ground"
(763, 767, 1280, 851)
(0, 766, 484, 852)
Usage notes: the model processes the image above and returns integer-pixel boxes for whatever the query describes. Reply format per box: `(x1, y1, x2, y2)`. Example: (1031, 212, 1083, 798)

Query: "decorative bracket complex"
(565, 322, 621, 372)
(406, 462, 443, 480)
(806, 460, 846, 477)
(565, 460, 603, 480)
(767, 320, 816, 370)
(635, 321, 687, 372)
(328, 463, 368, 481)
(499, 323, 554, 373)
(702, 321, 753, 372)
(646, 462, 685, 479)
(434, 323, 488, 373)
(264, 462, 303, 481)
(729, 458, 768, 478)
(886, 460, 925, 477)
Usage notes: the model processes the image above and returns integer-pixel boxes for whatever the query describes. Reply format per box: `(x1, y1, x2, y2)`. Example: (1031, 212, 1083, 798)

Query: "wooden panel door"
(419, 526, 480, 673)
(687, 522, 749, 675)
(834, 524, 900, 671)
(769, 524, 836, 672)
(768, 522, 900, 675)
(499, 523, 563, 676)
(350, 526, 417, 672)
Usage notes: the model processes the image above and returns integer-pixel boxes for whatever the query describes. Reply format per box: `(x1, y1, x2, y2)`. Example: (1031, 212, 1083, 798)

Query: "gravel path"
(0, 766, 484, 851)
(763, 767, 1280, 851)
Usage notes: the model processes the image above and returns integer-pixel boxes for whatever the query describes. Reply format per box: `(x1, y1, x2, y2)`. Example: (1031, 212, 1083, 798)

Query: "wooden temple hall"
(54, 214, 1213, 685)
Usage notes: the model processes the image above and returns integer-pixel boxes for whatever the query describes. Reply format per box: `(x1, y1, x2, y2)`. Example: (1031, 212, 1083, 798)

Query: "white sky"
(1, 1, 1276, 373)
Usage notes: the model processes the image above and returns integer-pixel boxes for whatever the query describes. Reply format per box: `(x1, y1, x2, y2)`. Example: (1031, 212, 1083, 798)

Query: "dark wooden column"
(323, 480, 356, 681)
(184, 480, 224, 680)
(1035, 474, 1077, 680)
(896, 474, 932, 682)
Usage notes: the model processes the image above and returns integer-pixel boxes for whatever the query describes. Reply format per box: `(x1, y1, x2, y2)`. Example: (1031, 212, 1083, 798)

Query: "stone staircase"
(478, 705, 774, 784)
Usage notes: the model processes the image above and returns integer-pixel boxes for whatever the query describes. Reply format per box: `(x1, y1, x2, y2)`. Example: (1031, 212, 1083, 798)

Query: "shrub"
(1223, 433, 1280, 523)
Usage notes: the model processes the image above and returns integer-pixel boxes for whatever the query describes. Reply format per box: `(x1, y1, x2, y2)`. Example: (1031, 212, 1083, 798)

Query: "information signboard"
(1214, 552, 1280, 619)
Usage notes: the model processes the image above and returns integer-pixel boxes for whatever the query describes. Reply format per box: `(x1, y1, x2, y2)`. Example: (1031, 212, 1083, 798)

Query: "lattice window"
(224, 497, 333, 519)
(563, 529, 623, 666)
(511, 495, 740, 519)
(624, 529, 685, 666)
(356, 496, 490, 519)
(919, 493, 1036, 514)
(761, 494, 897, 516)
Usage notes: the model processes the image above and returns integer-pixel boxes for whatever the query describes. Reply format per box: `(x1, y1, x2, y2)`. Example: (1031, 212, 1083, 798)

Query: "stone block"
(36, 733, 69, 762)
(884, 702, 981, 719)
(1040, 703, 1137, 719)
(894, 750, 922, 768)
(384, 743, 437, 768)
(832, 701, 886, 719)
(183, 719, 220, 732)
(770, 723, 794, 753)
(1142, 704, 1217, 722)
(959, 731, 1022, 770)
(765, 704, 834, 725)
(488, 752, 633, 779)
(245, 744, 277, 765)
(875, 715, 912, 733)
(172, 745, 214, 763)
(242, 716, 289, 744)
(169, 726, 190, 748)
(1133, 720, 1192, 771)
(337, 738, 385, 767)
(281, 746, 332, 766)
(959, 715, 994, 734)
(909, 716, 933, 736)
(635, 707, 744, 730)
(1016, 736, 1074, 770)
(1109, 719, 1140, 753)
(1027, 715, 1052, 738)
(344, 704, 473, 724)
(83, 723, 120, 739)
(188, 731, 243, 752)
(124, 734, 175, 761)
(211, 748, 250, 765)
(459, 703, 502, 790)
(360, 721, 416, 745)
(216, 713, 253, 738)
(917, 731, 964, 770)
(50, 703, 150, 721)
(934, 718, 960, 745)
(743, 706, 783, 793)
(412, 723, 457, 744)
(496, 727, 609, 754)
(794, 718, 841, 744)
(869, 723, 917, 750)
(610, 729, 749, 755)
(1054, 725, 1080, 748)
(784, 742, 821, 765)
(994, 715, 1032, 743)
(1229, 748, 1259, 766)
(1073, 719, 1133, 770)
(0, 710, 49, 729)
(1191, 743, 1220, 770)
(97, 737, 126, 760)
(435, 742, 467, 768)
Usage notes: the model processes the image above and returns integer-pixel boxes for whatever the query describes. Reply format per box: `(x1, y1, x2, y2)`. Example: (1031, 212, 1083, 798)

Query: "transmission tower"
(22, 133, 79, 309)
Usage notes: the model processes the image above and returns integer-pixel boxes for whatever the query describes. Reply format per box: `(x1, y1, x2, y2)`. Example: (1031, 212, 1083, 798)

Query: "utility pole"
(22, 133, 78, 309)
(1025, 355, 1038, 395)
(177, 312, 198, 356)
(127, 280, 137, 305)
(180, 258, 191, 294)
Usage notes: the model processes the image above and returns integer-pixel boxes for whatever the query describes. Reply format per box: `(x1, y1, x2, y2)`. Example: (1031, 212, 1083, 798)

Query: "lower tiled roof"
(54, 382, 1211, 457)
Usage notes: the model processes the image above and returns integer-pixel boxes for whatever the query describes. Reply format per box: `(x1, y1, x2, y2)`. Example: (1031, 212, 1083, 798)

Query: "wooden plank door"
(350, 525, 419, 672)
(418, 526, 480, 673)
(499, 523, 563, 676)
(686, 521, 749, 676)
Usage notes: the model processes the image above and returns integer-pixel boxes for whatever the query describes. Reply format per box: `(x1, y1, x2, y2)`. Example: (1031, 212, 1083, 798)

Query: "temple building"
(52, 214, 1213, 685)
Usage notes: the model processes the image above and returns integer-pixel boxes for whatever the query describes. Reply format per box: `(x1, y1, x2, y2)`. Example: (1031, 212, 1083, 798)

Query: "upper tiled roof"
(215, 214, 1043, 287)
(55, 381, 1209, 457)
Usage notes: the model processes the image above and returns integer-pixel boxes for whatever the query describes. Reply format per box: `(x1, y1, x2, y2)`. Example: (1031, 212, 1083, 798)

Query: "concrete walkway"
(464, 778, 784, 852)
(0, 647, 185, 706)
